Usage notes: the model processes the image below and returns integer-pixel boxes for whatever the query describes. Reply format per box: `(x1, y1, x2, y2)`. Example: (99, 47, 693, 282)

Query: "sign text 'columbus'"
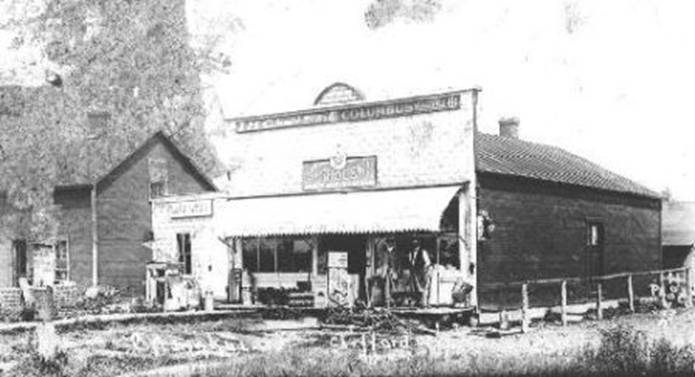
(235, 93, 461, 133)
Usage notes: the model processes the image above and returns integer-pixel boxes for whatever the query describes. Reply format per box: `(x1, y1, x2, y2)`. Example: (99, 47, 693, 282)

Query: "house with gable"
(0, 130, 217, 294)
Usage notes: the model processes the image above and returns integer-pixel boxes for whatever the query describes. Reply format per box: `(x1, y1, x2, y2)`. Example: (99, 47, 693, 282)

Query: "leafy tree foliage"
(365, 0, 442, 29)
(0, 0, 223, 240)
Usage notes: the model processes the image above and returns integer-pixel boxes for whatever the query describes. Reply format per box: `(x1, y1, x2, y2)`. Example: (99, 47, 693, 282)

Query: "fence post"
(685, 267, 692, 308)
(521, 283, 529, 333)
(596, 282, 603, 321)
(560, 280, 567, 327)
(660, 272, 668, 308)
(627, 274, 635, 312)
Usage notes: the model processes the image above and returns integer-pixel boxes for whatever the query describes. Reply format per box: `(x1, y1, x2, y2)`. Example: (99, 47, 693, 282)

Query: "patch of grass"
(6, 318, 695, 377)
(192, 326, 695, 377)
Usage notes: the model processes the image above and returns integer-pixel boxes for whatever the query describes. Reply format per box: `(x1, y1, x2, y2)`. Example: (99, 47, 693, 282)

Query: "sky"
(2, 0, 693, 200)
(189, 0, 695, 200)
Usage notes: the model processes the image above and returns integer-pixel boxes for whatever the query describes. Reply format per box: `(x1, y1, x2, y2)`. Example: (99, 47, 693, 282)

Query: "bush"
(582, 324, 695, 376)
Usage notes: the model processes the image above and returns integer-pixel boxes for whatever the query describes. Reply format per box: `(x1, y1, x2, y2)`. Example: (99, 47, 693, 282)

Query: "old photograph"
(1, 0, 694, 376)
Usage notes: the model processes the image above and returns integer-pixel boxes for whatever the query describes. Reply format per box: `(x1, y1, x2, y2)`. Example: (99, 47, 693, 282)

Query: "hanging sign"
(302, 155, 377, 191)
(327, 251, 349, 269)
(169, 200, 213, 219)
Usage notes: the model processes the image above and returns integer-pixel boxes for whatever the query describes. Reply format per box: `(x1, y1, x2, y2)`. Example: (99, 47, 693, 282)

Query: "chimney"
(87, 111, 110, 139)
(498, 117, 520, 138)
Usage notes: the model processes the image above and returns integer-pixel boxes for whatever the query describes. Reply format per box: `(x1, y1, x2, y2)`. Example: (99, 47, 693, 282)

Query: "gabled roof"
(0, 85, 223, 193)
(663, 201, 695, 246)
(475, 132, 660, 199)
(87, 130, 217, 192)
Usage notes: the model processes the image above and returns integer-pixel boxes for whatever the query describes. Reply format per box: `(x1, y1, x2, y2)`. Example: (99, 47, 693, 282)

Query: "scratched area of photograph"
(1, 0, 695, 376)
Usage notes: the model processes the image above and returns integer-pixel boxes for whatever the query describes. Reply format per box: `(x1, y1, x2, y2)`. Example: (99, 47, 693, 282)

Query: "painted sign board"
(234, 93, 461, 133)
(327, 251, 350, 307)
(327, 251, 349, 268)
(169, 200, 213, 219)
(313, 275, 328, 308)
(303, 156, 377, 191)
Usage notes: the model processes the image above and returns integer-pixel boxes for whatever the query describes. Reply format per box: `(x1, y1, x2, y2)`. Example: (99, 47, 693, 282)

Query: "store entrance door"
(321, 235, 367, 301)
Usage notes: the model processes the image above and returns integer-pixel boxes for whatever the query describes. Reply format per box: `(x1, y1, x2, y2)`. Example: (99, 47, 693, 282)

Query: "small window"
(176, 233, 192, 274)
(150, 181, 167, 199)
(55, 239, 69, 284)
(148, 157, 168, 199)
(87, 111, 110, 134)
(587, 223, 604, 246)
(12, 240, 28, 286)
(55, 240, 70, 284)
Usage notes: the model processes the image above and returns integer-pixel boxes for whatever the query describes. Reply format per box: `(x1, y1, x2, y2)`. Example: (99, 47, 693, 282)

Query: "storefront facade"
(152, 84, 480, 307)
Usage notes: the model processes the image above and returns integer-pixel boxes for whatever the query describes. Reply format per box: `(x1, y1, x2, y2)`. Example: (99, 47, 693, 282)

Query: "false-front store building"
(151, 83, 662, 309)
(151, 83, 480, 307)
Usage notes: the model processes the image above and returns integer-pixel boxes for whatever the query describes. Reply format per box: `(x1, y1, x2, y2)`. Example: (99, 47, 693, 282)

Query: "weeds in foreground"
(6, 324, 695, 377)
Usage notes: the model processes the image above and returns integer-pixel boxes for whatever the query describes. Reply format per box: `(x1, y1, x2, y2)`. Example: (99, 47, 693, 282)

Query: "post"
(596, 282, 603, 320)
(91, 186, 99, 286)
(458, 187, 477, 307)
(560, 280, 567, 327)
(204, 290, 214, 312)
(311, 236, 319, 277)
(521, 283, 529, 333)
(361, 333, 367, 357)
(627, 274, 635, 312)
(660, 272, 668, 308)
(686, 267, 693, 308)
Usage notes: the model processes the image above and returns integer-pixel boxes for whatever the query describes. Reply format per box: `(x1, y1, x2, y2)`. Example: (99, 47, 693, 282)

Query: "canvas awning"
(219, 184, 464, 237)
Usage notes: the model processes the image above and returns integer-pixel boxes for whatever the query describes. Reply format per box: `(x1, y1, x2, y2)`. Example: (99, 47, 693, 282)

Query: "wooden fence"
(479, 267, 692, 332)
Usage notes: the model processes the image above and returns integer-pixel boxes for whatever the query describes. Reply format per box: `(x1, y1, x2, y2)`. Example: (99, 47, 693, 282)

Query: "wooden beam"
(596, 282, 603, 320)
(560, 280, 567, 327)
(479, 267, 690, 290)
(627, 274, 635, 312)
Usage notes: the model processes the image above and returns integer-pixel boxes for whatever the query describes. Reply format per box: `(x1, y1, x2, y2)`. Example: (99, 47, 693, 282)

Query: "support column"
(311, 236, 319, 277)
(233, 238, 243, 269)
(458, 182, 477, 307)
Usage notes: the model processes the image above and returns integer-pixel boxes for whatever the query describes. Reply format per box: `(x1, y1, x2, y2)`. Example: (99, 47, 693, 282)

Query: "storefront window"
(242, 236, 312, 273)
(242, 238, 259, 272)
(258, 238, 276, 272)
(277, 238, 311, 272)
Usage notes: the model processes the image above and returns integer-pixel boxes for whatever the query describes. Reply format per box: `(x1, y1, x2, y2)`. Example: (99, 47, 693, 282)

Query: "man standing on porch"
(408, 239, 432, 307)
(375, 237, 398, 307)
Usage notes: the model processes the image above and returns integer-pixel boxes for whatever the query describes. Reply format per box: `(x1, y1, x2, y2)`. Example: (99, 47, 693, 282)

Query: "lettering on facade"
(302, 156, 377, 191)
(169, 200, 213, 219)
(235, 93, 461, 133)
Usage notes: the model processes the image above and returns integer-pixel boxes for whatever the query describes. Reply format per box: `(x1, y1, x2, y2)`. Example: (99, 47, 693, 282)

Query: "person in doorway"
(374, 237, 398, 307)
(407, 238, 432, 307)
